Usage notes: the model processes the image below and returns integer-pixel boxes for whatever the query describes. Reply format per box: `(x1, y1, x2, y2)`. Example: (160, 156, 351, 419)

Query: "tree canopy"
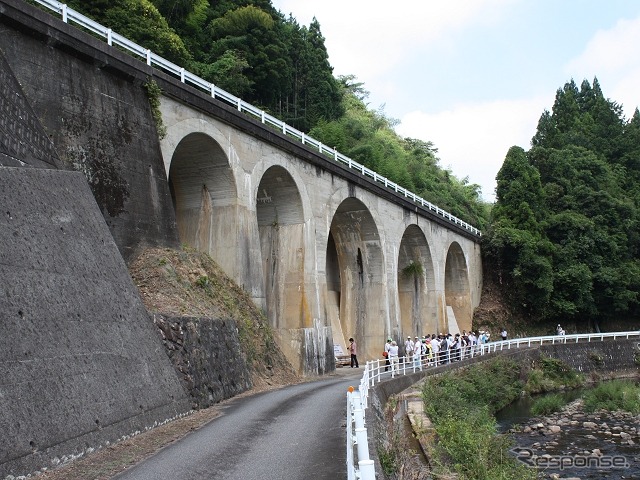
(55, 0, 488, 229)
(488, 78, 640, 329)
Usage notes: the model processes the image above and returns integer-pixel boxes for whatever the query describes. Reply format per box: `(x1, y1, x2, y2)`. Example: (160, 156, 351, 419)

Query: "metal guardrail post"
(346, 389, 356, 480)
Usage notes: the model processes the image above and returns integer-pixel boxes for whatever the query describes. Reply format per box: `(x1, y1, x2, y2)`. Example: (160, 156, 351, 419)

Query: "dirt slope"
(129, 247, 300, 389)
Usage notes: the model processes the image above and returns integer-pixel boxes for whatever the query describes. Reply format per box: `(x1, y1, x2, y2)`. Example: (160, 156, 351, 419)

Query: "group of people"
(348, 327, 515, 372)
(381, 330, 494, 373)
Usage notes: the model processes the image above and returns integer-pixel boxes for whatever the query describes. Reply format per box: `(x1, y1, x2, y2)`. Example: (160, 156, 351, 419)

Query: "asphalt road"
(114, 370, 363, 480)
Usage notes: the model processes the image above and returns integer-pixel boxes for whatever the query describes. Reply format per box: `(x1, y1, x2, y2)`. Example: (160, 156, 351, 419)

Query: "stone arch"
(444, 241, 472, 334)
(397, 225, 437, 337)
(256, 165, 306, 330)
(326, 197, 385, 361)
(167, 132, 239, 277)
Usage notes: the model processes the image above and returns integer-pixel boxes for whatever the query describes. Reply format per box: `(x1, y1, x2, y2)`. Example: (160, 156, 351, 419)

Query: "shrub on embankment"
(130, 247, 299, 404)
(420, 357, 535, 480)
(416, 355, 588, 479)
(582, 379, 640, 414)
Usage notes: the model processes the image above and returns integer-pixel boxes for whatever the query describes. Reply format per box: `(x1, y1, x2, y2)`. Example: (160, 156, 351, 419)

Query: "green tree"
(206, 5, 291, 110)
(66, 0, 191, 65)
(486, 146, 552, 313)
(489, 79, 640, 328)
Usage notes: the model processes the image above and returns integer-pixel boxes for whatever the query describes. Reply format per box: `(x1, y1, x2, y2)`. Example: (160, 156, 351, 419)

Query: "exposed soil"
(129, 247, 300, 390)
(472, 268, 517, 336)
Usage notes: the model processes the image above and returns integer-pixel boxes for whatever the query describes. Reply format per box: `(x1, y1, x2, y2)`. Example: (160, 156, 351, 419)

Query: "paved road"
(114, 370, 363, 480)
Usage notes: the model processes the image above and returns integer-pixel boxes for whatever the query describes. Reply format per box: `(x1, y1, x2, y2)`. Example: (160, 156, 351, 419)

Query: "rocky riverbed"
(507, 399, 639, 479)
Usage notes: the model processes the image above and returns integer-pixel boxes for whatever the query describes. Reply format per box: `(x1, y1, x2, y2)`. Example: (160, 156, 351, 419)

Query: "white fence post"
(347, 387, 376, 480)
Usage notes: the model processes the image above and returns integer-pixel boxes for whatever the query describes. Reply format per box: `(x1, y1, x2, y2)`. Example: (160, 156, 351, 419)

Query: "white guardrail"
(30, 0, 481, 238)
(345, 330, 640, 479)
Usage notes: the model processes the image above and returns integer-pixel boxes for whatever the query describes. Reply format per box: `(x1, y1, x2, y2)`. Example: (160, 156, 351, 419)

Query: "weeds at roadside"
(420, 358, 535, 480)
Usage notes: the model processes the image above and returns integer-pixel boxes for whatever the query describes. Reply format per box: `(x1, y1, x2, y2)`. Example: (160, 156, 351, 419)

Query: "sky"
(270, 0, 640, 202)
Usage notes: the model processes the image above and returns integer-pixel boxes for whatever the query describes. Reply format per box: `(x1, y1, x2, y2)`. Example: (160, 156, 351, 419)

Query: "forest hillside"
(483, 79, 640, 333)
(38, 1, 640, 333)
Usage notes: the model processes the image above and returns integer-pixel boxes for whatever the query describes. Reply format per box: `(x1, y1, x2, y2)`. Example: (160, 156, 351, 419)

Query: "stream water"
(495, 388, 640, 479)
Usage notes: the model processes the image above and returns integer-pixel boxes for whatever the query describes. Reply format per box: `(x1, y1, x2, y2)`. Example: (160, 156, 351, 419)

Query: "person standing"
(405, 336, 414, 364)
(388, 341, 399, 374)
(348, 337, 359, 368)
(384, 338, 392, 371)
(430, 335, 440, 366)
(500, 328, 508, 341)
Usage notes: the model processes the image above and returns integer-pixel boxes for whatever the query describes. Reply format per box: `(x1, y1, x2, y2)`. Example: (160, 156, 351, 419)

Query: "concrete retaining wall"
(0, 167, 192, 478)
(0, 0, 180, 262)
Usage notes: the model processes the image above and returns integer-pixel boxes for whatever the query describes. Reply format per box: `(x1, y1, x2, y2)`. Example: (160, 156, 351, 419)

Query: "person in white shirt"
(388, 341, 399, 373)
(405, 336, 414, 363)
(413, 336, 422, 370)
(468, 332, 477, 357)
(430, 335, 440, 366)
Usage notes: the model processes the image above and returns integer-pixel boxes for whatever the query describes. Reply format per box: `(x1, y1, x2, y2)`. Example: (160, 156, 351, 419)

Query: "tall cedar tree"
(490, 78, 640, 329)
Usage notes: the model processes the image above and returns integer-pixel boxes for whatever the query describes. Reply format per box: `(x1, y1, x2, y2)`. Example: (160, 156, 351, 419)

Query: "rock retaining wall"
(153, 314, 252, 408)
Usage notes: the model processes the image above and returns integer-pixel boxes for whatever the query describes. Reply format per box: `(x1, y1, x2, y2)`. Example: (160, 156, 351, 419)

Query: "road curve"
(114, 370, 363, 480)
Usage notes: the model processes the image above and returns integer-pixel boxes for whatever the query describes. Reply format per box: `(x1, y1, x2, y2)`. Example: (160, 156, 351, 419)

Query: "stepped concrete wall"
(0, 0, 180, 262)
(0, 167, 193, 478)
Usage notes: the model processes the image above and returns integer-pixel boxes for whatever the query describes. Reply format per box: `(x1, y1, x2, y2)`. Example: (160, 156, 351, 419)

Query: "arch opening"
(168, 132, 238, 276)
(256, 165, 306, 331)
(444, 242, 472, 334)
(397, 225, 436, 338)
(326, 197, 384, 360)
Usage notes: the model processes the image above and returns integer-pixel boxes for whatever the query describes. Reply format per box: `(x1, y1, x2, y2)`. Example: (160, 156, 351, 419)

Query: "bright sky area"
(270, 0, 640, 202)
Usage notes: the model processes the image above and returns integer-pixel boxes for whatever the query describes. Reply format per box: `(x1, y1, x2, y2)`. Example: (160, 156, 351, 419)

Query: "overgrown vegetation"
(130, 246, 298, 386)
(420, 358, 535, 480)
(524, 355, 584, 394)
(407, 355, 590, 479)
(582, 379, 640, 414)
(401, 261, 423, 279)
(143, 79, 167, 139)
(485, 78, 640, 329)
(530, 393, 567, 416)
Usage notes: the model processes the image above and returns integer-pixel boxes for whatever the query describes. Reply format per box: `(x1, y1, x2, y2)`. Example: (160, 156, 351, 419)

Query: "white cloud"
(273, 0, 515, 79)
(396, 96, 551, 202)
(270, 2, 640, 205)
(565, 15, 640, 117)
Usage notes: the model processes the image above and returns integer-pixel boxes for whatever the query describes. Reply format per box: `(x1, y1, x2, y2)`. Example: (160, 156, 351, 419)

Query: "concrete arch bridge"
(159, 102, 482, 374)
(1, 0, 482, 375)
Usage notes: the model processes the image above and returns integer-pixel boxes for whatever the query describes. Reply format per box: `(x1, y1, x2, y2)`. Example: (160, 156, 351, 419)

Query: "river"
(495, 389, 640, 479)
